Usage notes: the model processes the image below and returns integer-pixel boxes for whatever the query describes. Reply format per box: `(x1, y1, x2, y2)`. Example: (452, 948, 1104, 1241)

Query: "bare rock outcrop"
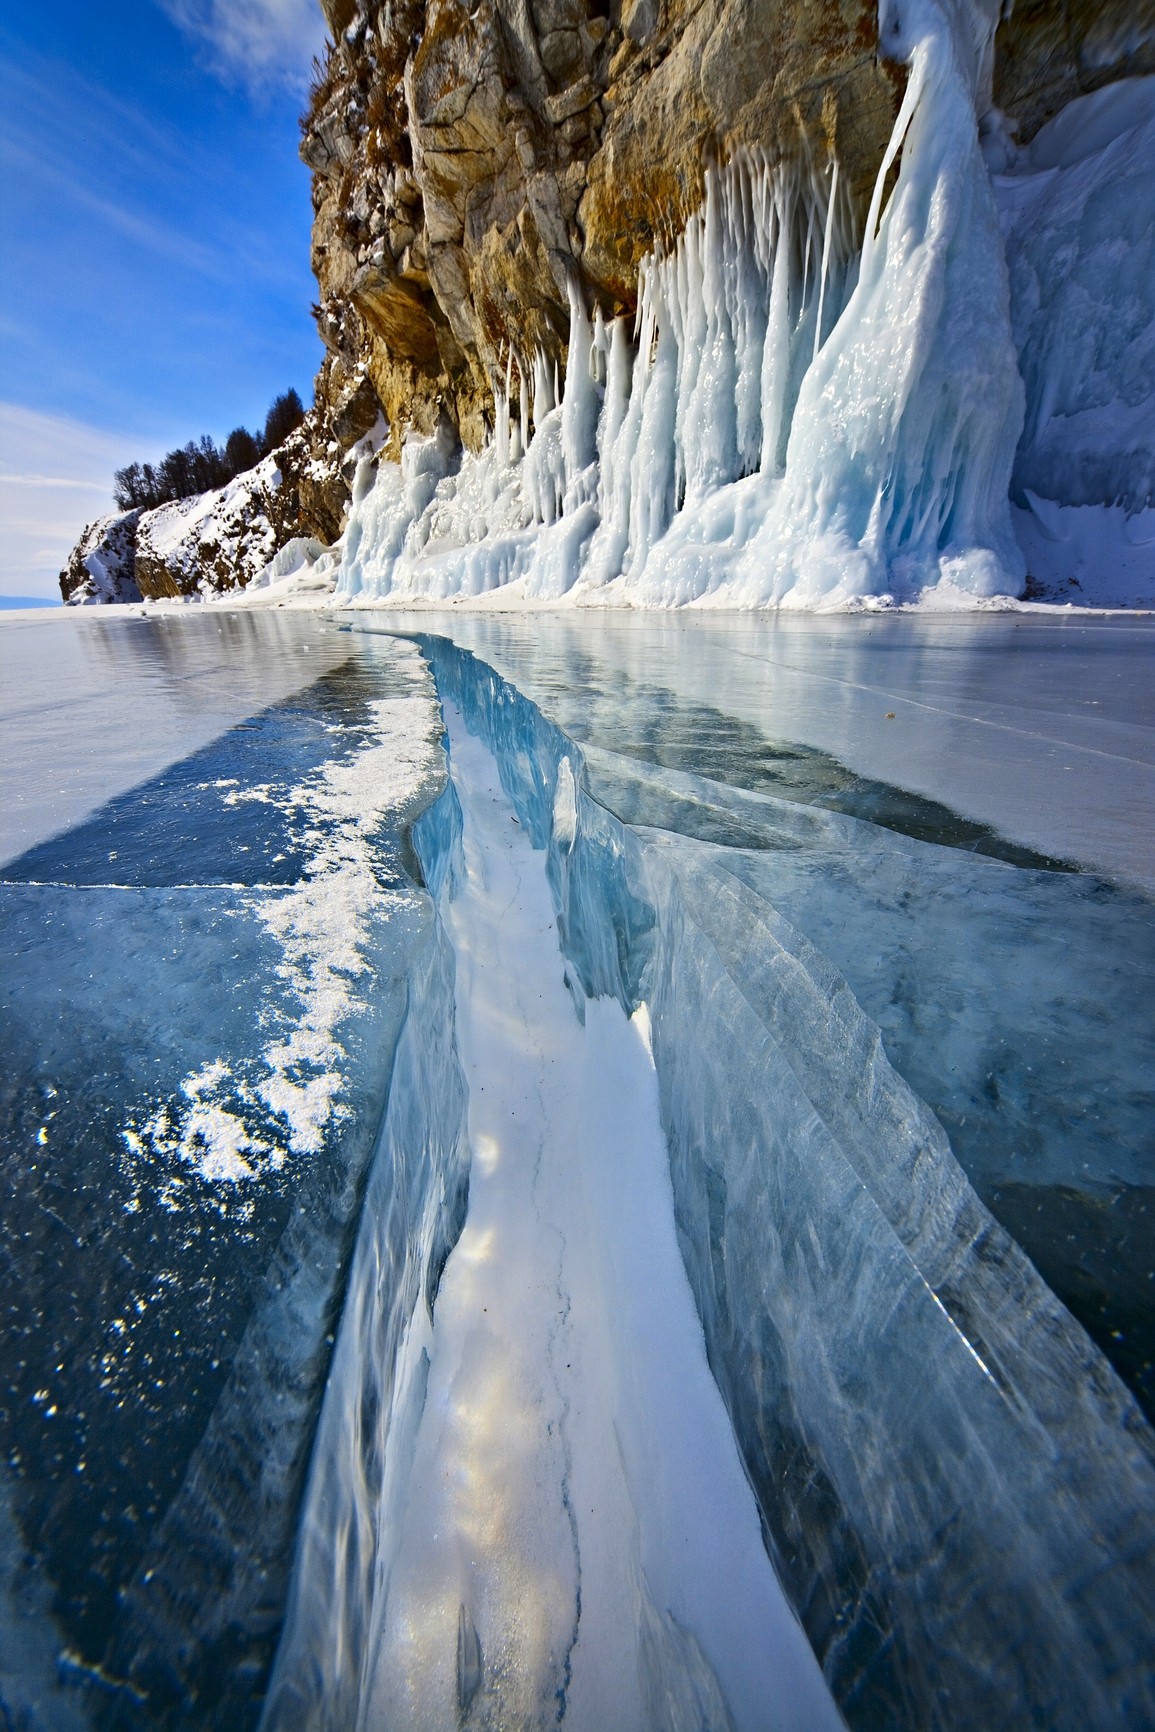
(993, 0, 1155, 143)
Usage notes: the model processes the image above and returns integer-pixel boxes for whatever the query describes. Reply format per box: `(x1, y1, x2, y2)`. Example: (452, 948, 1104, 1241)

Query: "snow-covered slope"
(131, 455, 288, 599)
(59, 390, 379, 605)
(58, 509, 143, 605)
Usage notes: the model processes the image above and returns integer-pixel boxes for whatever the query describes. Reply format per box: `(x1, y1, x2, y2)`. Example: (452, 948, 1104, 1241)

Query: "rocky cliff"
(302, 0, 1153, 454)
(61, 0, 1155, 601)
(60, 393, 371, 603)
(60, 508, 144, 604)
(303, 0, 900, 452)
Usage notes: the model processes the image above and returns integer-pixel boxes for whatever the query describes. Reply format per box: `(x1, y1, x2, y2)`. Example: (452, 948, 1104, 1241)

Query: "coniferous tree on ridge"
(112, 388, 307, 512)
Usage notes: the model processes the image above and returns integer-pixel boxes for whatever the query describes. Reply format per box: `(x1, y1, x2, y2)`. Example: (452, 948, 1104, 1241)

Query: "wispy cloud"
(156, 0, 327, 93)
(0, 132, 231, 283)
(0, 47, 313, 296)
(0, 37, 199, 185)
(0, 405, 160, 599)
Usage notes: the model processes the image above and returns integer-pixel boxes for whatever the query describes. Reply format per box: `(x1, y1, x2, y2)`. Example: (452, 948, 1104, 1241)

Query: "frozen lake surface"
(0, 609, 353, 867)
(381, 610, 1155, 894)
(1, 606, 1153, 1731)
(6, 608, 1153, 887)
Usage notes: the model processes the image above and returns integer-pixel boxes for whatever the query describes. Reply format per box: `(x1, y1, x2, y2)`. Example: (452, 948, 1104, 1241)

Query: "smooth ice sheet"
(420, 633, 1155, 1732)
(0, 609, 352, 866)
(0, 631, 445, 1726)
(374, 610, 1155, 895)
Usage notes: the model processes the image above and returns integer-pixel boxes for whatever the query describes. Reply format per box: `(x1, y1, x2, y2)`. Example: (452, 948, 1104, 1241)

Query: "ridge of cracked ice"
(265, 706, 843, 1732)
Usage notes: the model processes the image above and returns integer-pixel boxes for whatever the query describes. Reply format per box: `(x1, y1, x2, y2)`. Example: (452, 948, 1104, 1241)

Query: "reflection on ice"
(384, 610, 1155, 895)
(416, 615, 1155, 1416)
(0, 609, 353, 868)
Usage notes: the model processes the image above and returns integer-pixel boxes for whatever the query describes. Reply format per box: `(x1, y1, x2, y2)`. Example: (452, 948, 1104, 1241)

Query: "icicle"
(583, 316, 636, 588)
(493, 347, 511, 469)
(334, 5, 1025, 614)
(860, 42, 926, 283)
(591, 307, 609, 389)
(560, 277, 599, 509)
(519, 357, 531, 454)
(678, 166, 740, 507)
(743, 0, 1026, 603)
(626, 280, 679, 573)
(759, 174, 795, 475)
(602, 319, 633, 464)
(532, 351, 554, 435)
(730, 158, 770, 475)
(813, 158, 840, 363)
(494, 392, 509, 468)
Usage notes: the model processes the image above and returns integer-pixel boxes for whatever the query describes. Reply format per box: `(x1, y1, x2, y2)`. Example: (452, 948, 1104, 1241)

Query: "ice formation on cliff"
(995, 75, 1155, 602)
(327, 0, 1154, 611)
(334, 0, 1026, 607)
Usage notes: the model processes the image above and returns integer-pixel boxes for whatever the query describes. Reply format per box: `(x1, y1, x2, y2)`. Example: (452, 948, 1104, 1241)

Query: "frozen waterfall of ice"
(334, 0, 1040, 609)
(324, 0, 1155, 612)
(997, 76, 1155, 516)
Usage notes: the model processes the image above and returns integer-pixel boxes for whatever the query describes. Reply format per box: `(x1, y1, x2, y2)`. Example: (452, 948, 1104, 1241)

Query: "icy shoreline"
(7, 603, 1154, 896)
(303, 52, 1153, 614)
(50, 48, 1155, 616)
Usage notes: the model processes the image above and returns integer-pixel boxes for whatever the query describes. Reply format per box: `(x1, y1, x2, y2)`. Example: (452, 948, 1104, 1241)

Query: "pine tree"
(110, 387, 306, 512)
(262, 388, 305, 453)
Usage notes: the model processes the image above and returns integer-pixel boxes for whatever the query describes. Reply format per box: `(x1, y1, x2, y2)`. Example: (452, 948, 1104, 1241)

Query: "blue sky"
(0, 0, 328, 597)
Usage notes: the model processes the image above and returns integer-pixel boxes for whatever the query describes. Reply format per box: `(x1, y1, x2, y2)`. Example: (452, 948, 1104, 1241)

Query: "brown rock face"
(303, 0, 902, 454)
(994, 0, 1155, 144)
(303, 0, 1153, 467)
(580, 0, 898, 302)
(60, 0, 1155, 599)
